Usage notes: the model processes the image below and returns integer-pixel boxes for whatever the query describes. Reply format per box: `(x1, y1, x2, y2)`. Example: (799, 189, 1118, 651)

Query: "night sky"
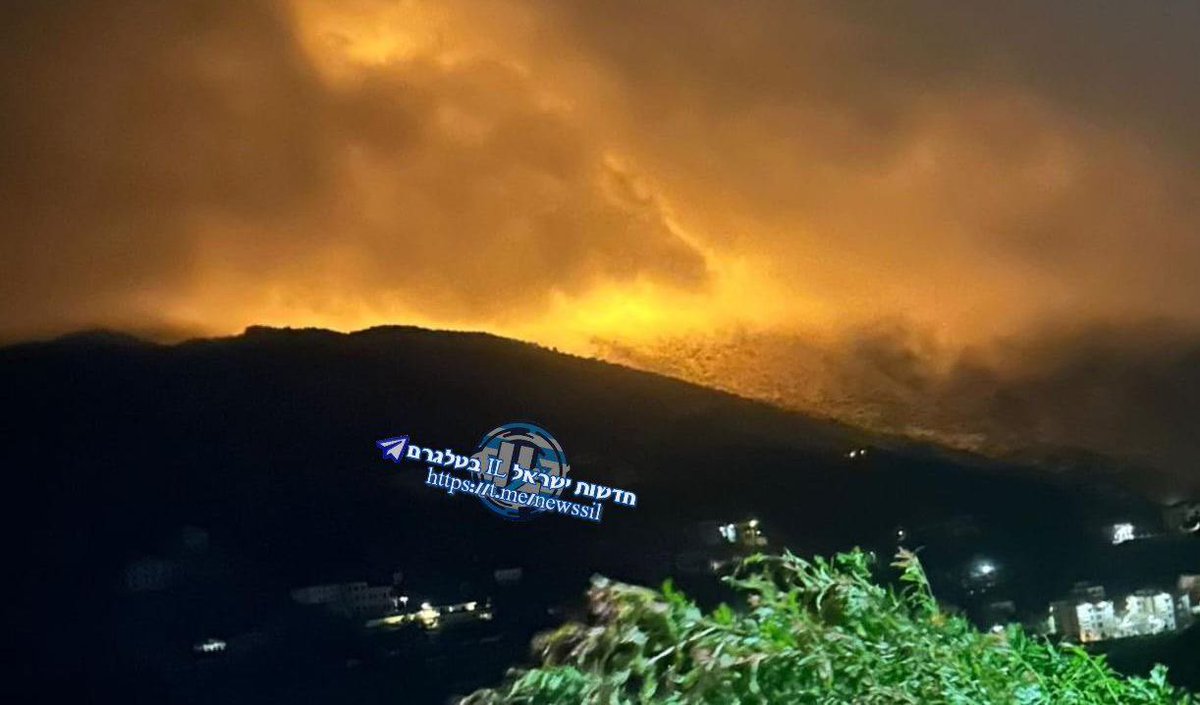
(2, 0, 1199, 497)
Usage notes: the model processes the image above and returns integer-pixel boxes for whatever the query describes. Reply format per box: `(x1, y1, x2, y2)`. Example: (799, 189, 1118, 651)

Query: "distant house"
(1049, 582, 1193, 643)
(675, 518, 770, 575)
(291, 581, 400, 619)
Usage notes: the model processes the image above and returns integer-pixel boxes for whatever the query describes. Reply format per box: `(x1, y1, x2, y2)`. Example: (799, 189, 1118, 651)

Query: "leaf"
(461, 550, 1194, 705)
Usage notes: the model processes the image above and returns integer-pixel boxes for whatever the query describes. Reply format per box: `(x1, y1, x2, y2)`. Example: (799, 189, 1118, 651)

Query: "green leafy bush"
(463, 549, 1193, 704)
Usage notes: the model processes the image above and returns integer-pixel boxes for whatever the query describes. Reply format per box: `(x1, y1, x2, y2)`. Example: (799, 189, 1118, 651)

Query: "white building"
(1051, 583, 1193, 643)
(1076, 600, 1117, 643)
(1119, 592, 1177, 637)
(1111, 523, 1136, 545)
(1050, 584, 1104, 641)
(291, 581, 400, 618)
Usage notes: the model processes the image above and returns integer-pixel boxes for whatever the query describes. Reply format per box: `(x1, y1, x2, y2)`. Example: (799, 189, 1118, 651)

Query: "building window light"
(1112, 523, 1135, 545)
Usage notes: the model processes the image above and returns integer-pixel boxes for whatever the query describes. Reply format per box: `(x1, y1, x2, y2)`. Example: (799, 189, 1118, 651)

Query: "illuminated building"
(717, 518, 768, 549)
(291, 581, 402, 619)
(1119, 592, 1177, 637)
(1111, 523, 1136, 545)
(1076, 600, 1117, 643)
(366, 599, 493, 631)
(1049, 584, 1106, 642)
(1049, 581, 1194, 643)
(192, 638, 226, 654)
(676, 518, 771, 575)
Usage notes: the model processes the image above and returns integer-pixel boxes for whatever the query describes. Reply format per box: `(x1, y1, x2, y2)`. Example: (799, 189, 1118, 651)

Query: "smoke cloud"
(2, 0, 1198, 495)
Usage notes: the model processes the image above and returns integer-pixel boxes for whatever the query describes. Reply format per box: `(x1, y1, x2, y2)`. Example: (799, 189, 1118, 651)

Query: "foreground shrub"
(463, 549, 1193, 704)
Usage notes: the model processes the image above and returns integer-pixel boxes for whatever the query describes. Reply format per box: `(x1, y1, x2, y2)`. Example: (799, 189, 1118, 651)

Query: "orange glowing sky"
(3, 0, 1200, 495)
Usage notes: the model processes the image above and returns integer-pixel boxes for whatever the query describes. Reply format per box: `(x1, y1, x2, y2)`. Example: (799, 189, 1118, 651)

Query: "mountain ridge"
(2, 322, 1161, 500)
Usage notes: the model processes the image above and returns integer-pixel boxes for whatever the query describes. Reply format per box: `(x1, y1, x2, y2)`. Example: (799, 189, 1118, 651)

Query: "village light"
(976, 561, 996, 576)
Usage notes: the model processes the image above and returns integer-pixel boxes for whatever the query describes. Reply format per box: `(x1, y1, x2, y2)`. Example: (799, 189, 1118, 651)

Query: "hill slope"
(0, 325, 1177, 698)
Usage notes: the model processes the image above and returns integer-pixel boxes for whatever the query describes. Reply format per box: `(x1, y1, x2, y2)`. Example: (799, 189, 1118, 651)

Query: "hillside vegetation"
(463, 550, 1193, 705)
